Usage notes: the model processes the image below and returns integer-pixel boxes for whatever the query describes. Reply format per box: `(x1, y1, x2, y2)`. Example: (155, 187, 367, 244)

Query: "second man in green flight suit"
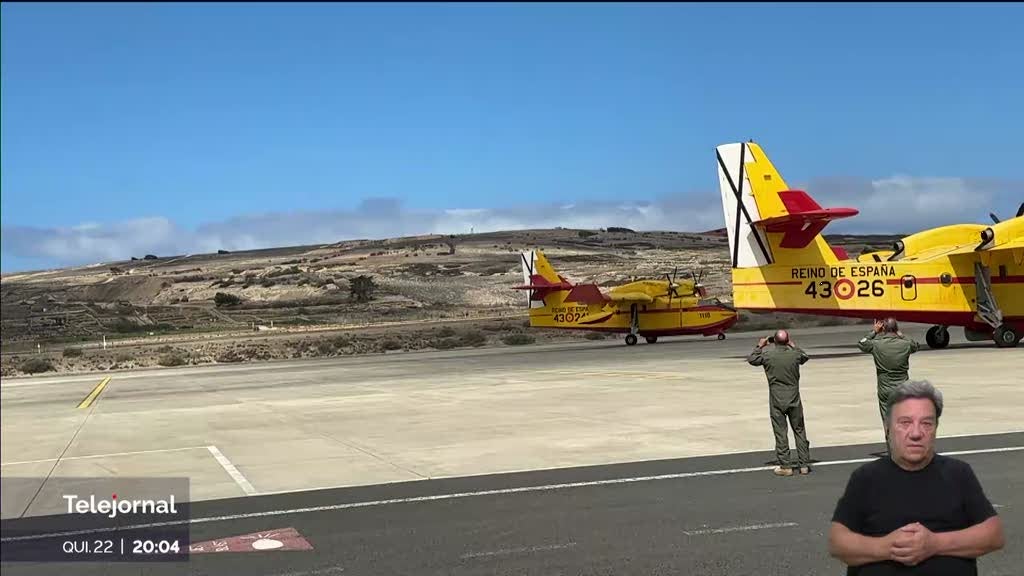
(857, 317, 921, 444)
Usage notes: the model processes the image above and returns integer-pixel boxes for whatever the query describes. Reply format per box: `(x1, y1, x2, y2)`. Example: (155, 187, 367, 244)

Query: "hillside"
(0, 228, 895, 376)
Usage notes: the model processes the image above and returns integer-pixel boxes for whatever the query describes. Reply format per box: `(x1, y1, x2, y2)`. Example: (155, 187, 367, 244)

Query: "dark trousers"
(878, 385, 897, 448)
(770, 400, 810, 468)
(879, 399, 890, 446)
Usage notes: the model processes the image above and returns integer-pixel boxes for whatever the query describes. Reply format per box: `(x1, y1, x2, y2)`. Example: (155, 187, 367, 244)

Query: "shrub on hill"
(214, 292, 241, 307)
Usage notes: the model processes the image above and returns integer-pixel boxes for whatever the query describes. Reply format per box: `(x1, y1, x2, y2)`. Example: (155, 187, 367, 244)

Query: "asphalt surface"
(5, 324, 1021, 510)
(3, 432, 1021, 576)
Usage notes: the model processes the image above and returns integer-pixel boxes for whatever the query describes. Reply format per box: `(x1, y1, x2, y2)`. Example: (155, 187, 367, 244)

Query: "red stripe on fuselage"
(740, 307, 1023, 331)
(883, 275, 1024, 285)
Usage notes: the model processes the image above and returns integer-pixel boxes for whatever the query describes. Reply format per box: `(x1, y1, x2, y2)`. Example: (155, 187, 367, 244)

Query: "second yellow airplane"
(515, 250, 738, 345)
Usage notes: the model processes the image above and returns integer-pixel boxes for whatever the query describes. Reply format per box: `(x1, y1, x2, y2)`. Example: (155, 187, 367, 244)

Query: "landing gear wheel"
(645, 336, 658, 344)
(625, 334, 638, 346)
(993, 325, 1020, 348)
(925, 325, 950, 349)
(717, 333, 727, 341)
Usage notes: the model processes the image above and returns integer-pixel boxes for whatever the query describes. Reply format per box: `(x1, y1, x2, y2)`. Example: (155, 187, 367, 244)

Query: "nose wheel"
(717, 333, 726, 340)
(625, 334, 638, 346)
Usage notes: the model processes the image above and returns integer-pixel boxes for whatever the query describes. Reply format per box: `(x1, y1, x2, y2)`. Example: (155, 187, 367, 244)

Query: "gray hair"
(886, 379, 944, 423)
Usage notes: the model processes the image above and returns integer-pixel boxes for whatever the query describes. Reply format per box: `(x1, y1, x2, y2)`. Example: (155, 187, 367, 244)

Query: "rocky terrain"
(1, 228, 893, 376)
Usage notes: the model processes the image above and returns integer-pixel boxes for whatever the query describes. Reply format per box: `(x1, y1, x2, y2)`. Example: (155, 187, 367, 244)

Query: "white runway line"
(207, 445, 258, 496)
(250, 442, 1024, 498)
(3, 445, 1021, 543)
(461, 542, 577, 559)
(683, 522, 798, 536)
(270, 567, 345, 576)
(1, 446, 210, 466)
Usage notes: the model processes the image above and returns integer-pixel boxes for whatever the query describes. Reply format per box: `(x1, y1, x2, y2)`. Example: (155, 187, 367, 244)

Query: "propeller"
(661, 264, 710, 304)
(663, 267, 680, 306)
(690, 267, 708, 299)
(989, 203, 1024, 223)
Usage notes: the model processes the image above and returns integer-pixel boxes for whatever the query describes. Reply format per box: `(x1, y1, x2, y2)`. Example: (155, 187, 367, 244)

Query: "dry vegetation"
(1, 228, 886, 376)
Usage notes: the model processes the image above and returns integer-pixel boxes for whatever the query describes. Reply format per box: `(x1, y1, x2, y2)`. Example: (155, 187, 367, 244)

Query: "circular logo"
(834, 278, 855, 300)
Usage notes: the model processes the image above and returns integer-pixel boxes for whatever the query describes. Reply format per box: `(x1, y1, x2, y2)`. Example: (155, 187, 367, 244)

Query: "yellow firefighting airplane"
(514, 250, 738, 345)
(715, 140, 1023, 348)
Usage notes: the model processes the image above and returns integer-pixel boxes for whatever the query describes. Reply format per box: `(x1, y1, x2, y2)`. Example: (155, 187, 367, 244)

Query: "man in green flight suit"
(858, 317, 921, 444)
(747, 329, 812, 476)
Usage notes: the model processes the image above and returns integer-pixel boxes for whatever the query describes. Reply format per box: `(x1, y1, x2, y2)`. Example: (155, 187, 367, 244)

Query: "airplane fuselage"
(528, 300, 738, 337)
(732, 252, 1024, 332)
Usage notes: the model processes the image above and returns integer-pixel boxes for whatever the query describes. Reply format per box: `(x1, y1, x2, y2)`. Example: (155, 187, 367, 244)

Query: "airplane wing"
(900, 243, 980, 261)
(937, 238, 1024, 257)
(994, 237, 1024, 251)
(896, 240, 1022, 263)
(606, 292, 654, 304)
(975, 217, 1023, 252)
(888, 217, 1022, 261)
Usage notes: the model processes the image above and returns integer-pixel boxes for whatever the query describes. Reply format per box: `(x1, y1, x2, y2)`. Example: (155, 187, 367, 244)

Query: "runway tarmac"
(2, 324, 1022, 573)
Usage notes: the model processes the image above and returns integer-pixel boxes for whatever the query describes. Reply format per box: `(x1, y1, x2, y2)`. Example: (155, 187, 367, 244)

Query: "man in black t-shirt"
(828, 380, 1004, 574)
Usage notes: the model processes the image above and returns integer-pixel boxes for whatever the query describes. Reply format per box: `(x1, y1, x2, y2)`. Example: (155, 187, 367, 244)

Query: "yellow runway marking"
(76, 377, 111, 409)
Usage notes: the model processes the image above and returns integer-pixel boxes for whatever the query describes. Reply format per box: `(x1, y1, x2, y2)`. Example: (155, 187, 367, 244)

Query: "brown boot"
(773, 466, 794, 477)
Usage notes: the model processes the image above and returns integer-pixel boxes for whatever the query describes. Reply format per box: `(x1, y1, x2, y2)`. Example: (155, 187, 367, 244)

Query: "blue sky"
(3, 3, 1023, 272)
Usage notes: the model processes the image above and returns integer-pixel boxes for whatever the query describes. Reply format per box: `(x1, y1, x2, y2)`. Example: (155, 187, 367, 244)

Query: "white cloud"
(798, 176, 1022, 234)
(2, 177, 1021, 272)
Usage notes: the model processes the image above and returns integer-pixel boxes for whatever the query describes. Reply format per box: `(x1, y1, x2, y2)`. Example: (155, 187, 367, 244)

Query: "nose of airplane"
(718, 303, 740, 329)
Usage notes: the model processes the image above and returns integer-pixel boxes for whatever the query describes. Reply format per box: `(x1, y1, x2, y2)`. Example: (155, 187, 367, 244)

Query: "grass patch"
(459, 330, 487, 347)
(157, 352, 188, 367)
(380, 338, 403, 351)
(432, 336, 461, 350)
(215, 350, 245, 363)
(20, 357, 55, 374)
(501, 334, 535, 346)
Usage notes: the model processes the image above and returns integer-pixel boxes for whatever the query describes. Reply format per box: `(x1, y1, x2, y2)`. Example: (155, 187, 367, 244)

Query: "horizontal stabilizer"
(513, 273, 573, 301)
(755, 190, 858, 248)
(513, 283, 572, 291)
(513, 274, 572, 291)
